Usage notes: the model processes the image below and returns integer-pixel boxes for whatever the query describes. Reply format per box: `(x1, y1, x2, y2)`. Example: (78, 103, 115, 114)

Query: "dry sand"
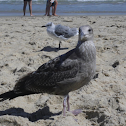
(0, 16, 126, 126)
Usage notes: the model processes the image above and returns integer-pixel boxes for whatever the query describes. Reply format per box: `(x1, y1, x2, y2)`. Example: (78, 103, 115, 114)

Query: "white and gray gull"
(0, 25, 96, 116)
(42, 22, 78, 49)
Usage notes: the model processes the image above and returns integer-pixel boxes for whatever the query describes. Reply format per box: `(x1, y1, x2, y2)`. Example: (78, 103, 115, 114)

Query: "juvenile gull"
(0, 25, 96, 116)
(42, 22, 78, 49)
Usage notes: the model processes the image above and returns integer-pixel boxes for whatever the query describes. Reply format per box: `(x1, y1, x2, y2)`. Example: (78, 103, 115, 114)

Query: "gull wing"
(14, 48, 79, 94)
(54, 25, 78, 39)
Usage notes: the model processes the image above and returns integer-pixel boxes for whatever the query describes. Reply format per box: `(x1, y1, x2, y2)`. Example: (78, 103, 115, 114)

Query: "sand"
(0, 16, 126, 126)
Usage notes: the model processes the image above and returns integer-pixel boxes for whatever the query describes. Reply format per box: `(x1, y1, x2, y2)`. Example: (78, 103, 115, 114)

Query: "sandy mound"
(0, 16, 126, 126)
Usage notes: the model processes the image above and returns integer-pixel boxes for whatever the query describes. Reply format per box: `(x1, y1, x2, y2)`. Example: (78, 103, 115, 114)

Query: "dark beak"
(42, 25, 46, 27)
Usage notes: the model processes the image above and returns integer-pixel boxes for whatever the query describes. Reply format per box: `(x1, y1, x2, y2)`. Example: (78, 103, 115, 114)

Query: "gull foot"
(70, 109, 82, 116)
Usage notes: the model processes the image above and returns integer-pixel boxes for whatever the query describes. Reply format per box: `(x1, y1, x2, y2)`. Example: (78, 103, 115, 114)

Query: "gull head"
(79, 25, 93, 42)
(42, 22, 55, 28)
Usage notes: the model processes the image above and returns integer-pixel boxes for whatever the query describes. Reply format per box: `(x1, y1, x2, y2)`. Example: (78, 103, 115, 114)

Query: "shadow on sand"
(35, 46, 68, 52)
(0, 106, 62, 122)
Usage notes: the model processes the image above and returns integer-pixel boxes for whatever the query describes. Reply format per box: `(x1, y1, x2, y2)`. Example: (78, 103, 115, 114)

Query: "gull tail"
(0, 91, 18, 102)
(0, 72, 38, 102)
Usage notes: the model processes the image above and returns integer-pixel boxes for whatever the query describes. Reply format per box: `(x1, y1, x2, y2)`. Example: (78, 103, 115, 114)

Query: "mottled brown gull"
(0, 25, 96, 116)
(42, 22, 78, 49)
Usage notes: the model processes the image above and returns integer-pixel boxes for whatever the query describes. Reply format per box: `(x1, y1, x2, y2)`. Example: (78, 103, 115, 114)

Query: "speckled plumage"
(14, 48, 79, 95)
(0, 25, 96, 116)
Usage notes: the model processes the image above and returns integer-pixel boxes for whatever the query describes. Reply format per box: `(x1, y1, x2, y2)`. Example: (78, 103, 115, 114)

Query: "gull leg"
(67, 94, 70, 111)
(63, 95, 67, 116)
(67, 94, 82, 116)
(59, 41, 61, 49)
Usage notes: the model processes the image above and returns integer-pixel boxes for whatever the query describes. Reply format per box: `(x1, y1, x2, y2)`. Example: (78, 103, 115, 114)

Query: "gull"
(0, 25, 96, 116)
(42, 22, 78, 49)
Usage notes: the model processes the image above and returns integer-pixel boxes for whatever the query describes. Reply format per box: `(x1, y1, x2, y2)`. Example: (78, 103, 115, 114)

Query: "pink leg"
(63, 95, 67, 116)
(67, 95, 70, 111)
(67, 94, 82, 116)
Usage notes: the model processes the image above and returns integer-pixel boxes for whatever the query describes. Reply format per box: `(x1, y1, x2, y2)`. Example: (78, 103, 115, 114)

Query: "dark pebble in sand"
(112, 60, 119, 68)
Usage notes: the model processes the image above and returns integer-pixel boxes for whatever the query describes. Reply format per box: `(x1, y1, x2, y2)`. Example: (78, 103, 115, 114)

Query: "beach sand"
(0, 16, 126, 126)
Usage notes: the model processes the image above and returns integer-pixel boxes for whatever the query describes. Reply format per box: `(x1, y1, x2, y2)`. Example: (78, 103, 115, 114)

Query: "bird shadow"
(0, 106, 62, 122)
(34, 46, 68, 52)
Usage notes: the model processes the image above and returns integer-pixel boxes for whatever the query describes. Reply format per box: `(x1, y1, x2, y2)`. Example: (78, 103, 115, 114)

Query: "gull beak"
(42, 25, 46, 27)
(80, 32, 85, 40)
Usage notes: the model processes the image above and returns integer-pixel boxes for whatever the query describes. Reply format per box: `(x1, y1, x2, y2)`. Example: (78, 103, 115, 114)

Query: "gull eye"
(88, 29, 92, 32)
(79, 29, 82, 33)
